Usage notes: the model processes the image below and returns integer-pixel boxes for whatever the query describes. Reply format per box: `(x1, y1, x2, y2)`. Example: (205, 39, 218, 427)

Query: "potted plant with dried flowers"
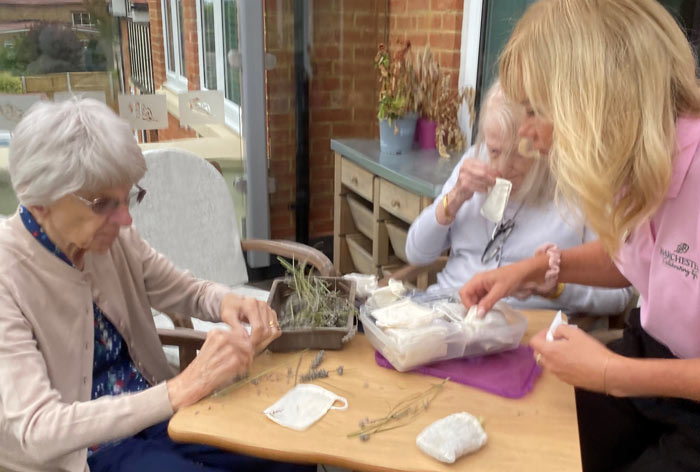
(412, 46, 476, 157)
(374, 41, 418, 154)
(412, 46, 441, 149)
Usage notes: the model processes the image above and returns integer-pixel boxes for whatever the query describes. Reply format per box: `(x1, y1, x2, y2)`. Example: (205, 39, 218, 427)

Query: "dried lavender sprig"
(310, 350, 326, 370)
(300, 368, 329, 383)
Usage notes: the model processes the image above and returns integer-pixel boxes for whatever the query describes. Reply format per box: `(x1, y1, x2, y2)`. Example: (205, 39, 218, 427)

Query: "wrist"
(522, 252, 550, 284)
(167, 372, 203, 411)
(543, 282, 565, 299)
(603, 354, 626, 397)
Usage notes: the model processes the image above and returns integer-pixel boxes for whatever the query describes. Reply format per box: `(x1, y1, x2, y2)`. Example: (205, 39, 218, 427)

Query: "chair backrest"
(132, 148, 249, 287)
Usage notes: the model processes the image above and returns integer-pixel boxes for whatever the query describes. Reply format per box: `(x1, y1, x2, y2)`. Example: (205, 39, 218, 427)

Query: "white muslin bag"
(480, 177, 512, 223)
(264, 384, 348, 431)
(416, 412, 487, 463)
(546, 310, 568, 341)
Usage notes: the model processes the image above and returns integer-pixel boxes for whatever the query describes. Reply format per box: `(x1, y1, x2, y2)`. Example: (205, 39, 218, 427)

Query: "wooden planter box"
(267, 276, 356, 352)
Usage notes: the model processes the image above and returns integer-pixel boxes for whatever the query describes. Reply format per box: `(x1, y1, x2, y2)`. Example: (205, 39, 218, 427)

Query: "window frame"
(195, 0, 242, 133)
(71, 11, 93, 26)
(161, 0, 188, 92)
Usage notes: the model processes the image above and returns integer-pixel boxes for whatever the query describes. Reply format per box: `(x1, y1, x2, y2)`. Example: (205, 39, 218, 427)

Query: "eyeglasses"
(73, 185, 147, 215)
(481, 218, 515, 264)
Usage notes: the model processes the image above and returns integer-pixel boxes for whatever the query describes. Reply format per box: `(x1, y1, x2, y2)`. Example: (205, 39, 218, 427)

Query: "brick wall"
(264, 0, 387, 239)
(264, 1, 296, 239)
(148, 0, 165, 90)
(389, 0, 463, 90)
(147, 0, 196, 140)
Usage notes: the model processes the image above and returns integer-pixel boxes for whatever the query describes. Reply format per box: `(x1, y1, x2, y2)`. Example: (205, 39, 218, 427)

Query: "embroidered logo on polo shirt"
(659, 243, 697, 279)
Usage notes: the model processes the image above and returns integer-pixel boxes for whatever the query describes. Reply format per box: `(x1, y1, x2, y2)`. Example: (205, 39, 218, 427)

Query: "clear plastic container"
(360, 294, 527, 372)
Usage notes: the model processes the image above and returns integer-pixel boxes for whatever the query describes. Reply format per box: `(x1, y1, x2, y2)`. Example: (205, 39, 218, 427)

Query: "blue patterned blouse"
(19, 206, 150, 456)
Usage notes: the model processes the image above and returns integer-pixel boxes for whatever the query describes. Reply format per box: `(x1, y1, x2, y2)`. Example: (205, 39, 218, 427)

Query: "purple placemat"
(375, 346, 542, 399)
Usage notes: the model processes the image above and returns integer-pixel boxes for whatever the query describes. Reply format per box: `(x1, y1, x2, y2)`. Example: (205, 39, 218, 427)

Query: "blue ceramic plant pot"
(378, 114, 418, 155)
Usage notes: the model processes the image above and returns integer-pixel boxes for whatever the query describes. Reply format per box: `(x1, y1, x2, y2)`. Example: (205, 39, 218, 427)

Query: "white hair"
(474, 80, 553, 206)
(9, 98, 146, 206)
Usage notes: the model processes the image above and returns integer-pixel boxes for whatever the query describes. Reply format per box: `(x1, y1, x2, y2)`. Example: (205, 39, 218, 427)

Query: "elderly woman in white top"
(405, 82, 634, 316)
(0, 99, 315, 472)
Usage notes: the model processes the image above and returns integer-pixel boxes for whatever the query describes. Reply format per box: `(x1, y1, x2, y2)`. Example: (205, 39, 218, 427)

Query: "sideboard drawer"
(341, 159, 374, 202)
(379, 179, 422, 222)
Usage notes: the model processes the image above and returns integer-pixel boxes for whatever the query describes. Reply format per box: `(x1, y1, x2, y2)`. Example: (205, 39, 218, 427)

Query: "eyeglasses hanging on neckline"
(481, 218, 515, 264)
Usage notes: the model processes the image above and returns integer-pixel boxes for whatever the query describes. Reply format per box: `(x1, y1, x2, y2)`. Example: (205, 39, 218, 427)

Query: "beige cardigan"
(0, 213, 230, 471)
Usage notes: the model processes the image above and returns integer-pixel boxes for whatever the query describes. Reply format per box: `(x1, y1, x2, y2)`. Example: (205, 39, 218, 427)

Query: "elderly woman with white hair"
(0, 99, 315, 472)
(406, 82, 634, 316)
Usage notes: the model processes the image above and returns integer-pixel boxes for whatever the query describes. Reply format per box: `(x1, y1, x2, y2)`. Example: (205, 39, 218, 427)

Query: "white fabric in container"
(371, 299, 440, 329)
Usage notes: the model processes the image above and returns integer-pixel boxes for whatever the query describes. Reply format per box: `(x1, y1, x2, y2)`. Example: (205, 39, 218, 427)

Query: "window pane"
(176, 0, 186, 75)
(164, 0, 175, 72)
(200, 0, 217, 89)
(223, 0, 240, 104)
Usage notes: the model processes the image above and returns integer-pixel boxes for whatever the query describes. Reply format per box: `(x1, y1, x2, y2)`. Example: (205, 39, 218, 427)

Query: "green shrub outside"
(0, 72, 22, 94)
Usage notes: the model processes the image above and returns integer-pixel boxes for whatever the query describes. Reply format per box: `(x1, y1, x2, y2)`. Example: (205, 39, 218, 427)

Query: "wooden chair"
(131, 148, 335, 371)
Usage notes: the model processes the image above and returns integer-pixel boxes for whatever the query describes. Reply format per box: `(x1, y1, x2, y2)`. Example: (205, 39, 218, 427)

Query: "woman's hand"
(438, 159, 499, 225)
(453, 158, 499, 202)
(220, 294, 281, 353)
(459, 257, 544, 316)
(167, 325, 254, 410)
(530, 324, 618, 394)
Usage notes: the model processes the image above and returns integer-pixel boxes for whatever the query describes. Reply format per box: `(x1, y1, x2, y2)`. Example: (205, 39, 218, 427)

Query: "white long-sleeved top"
(405, 151, 635, 315)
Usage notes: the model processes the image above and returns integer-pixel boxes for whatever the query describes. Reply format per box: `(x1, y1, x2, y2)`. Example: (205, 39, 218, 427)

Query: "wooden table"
(168, 310, 581, 471)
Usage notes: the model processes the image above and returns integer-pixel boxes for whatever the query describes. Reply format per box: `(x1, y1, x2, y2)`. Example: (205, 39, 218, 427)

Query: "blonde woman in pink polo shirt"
(459, 0, 700, 471)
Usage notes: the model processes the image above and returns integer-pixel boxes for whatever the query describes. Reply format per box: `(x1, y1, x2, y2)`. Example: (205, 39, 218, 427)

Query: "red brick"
(309, 91, 332, 108)
(395, 16, 416, 31)
(268, 128, 292, 145)
(312, 60, 334, 77)
(390, 0, 406, 14)
(310, 221, 334, 238)
(431, 0, 460, 10)
(429, 32, 459, 49)
(353, 13, 376, 28)
(311, 77, 342, 92)
(332, 122, 373, 137)
(438, 51, 461, 69)
(268, 113, 293, 128)
(353, 107, 379, 123)
(314, 45, 341, 58)
(442, 11, 463, 32)
(268, 97, 291, 114)
(406, 0, 429, 12)
(309, 123, 332, 139)
(408, 33, 428, 48)
(312, 108, 353, 123)
(311, 139, 332, 155)
(310, 166, 335, 181)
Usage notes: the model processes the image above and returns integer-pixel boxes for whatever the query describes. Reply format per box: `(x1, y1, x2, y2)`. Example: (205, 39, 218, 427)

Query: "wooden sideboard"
(331, 139, 462, 289)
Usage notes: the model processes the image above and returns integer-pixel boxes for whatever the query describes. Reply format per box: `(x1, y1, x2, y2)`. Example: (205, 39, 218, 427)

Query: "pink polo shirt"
(615, 117, 700, 359)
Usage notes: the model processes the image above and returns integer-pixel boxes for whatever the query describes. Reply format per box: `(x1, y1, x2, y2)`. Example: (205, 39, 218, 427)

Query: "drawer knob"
(351, 176, 359, 185)
(391, 200, 400, 208)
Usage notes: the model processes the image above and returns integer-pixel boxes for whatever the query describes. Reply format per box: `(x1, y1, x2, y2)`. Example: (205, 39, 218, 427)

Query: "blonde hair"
(474, 80, 553, 205)
(500, 0, 700, 253)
